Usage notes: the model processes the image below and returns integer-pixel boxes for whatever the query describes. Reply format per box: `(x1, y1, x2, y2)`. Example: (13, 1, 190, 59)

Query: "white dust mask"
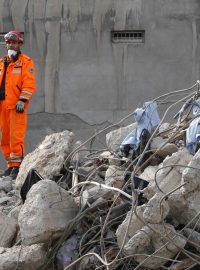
(8, 49, 17, 59)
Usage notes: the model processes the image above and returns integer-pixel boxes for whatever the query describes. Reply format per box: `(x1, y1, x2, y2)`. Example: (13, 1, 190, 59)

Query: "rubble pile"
(1, 84, 200, 269)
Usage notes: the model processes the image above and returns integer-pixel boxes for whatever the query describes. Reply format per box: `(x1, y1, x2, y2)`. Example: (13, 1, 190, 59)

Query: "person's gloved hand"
(16, 100, 25, 113)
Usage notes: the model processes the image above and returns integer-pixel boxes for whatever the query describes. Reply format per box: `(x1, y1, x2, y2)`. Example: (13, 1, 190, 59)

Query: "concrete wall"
(0, 0, 200, 167)
(0, 0, 199, 124)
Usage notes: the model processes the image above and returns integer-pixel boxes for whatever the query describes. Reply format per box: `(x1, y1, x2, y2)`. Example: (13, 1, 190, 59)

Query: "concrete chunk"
(0, 244, 46, 270)
(16, 130, 74, 190)
(18, 180, 78, 245)
(0, 212, 17, 247)
(106, 123, 137, 152)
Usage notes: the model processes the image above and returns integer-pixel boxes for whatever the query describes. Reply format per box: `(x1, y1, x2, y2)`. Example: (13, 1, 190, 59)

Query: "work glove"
(16, 100, 25, 113)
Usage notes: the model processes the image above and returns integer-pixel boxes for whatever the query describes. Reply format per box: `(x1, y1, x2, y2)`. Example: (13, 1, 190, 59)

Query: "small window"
(111, 30, 145, 44)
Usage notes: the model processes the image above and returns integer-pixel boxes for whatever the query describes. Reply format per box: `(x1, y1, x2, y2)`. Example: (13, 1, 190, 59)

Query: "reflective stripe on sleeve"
(9, 159, 22, 163)
(21, 90, 33, 95)
(19, 95, 30, 100)
(10, 153, 23, 159)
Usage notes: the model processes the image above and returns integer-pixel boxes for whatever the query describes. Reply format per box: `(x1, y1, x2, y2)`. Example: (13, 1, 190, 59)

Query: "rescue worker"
(0, 30, 36, 180)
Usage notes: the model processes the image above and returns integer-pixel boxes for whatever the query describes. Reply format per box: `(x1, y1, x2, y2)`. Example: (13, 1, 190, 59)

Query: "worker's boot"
(10, 167, 19, 180)
(0, 167, 13, 177)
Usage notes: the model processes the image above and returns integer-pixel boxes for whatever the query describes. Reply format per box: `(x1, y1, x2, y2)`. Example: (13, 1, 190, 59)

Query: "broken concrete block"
(144, 149, 192, 199)
(158, 122, 171, 137)
(116, 206, 145, 247)
(124, 226, 151, 253)
(0, 190, 6, 198)
(143, 193, 169, 223)
(139, 165, 158, 182)
(106, 123, 137, 152)
(158, 123, 177, 139)
(0, 212, 17, 247)
(124, 223, 186, 269)
(0, 178, 12, 193)
(0, 197, 12, 206)
(8, 205, 22, 222)
(169, 190, 200, 230)
(105, 165, 125, 186)
(112, 176, 125, 189)
(167, 193, 191, 226)
(99, 151, 121, 166)
(15, 130, 74, 190)
(81, 185, 114, 208)
(0, 244, 46, 270)
(181, 148, 200, 194)
(18, 180, 78, 245)
(182, 228, 200, 252)
(150, 136, 178, 158)
(161, 149, 200, 230)
(77, 165, 96, 182)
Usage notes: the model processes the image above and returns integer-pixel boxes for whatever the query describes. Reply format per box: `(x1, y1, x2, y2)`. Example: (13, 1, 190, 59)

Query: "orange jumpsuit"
(0, 54, 36, 168)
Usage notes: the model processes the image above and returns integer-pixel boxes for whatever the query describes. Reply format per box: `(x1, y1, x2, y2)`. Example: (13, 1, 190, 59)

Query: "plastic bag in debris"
(20, 168, 43, 203)
(120, 101, 160, 157)
(182, 98, 200, 154)
(186, 116, 200, 154)
(192, 98, 200, 116)
(56, 235, 80, 270)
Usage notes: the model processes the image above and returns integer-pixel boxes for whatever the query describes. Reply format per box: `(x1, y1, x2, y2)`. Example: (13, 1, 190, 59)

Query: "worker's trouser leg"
(0, 104, 27, 168)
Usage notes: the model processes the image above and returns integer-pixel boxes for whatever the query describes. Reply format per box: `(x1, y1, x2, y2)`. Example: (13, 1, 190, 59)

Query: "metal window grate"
(111, 31, 145, 44)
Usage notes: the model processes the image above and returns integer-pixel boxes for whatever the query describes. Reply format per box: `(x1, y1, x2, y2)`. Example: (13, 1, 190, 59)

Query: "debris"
(2, 83, 200, 269)
(0, 212, 17, 247)
(15, 130, 74, 190)
(18, 180, 78, 245)
(0, 244, 46, 270)
(168, 259, 197, 270)
(56, 235, 80, 270)
(150, 136, 178, 158)
(106, 123, 137, 153)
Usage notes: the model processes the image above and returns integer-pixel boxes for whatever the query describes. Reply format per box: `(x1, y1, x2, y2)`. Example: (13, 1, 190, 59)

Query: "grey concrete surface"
(0, 0, 199, 168)
(0, 0, 199, 124)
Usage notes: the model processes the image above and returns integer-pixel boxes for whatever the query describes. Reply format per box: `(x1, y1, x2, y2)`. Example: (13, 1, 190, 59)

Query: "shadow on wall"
(0, 112, 113, 170)
(27, 112, 112, 149)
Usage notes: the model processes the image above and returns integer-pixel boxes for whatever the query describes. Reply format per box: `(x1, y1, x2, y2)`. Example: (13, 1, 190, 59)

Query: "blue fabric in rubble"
(192, 98, 200, 116)
(186, 116, 200, 154)
(185, 98, 200, 154)
(120, 101, 160, 152)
